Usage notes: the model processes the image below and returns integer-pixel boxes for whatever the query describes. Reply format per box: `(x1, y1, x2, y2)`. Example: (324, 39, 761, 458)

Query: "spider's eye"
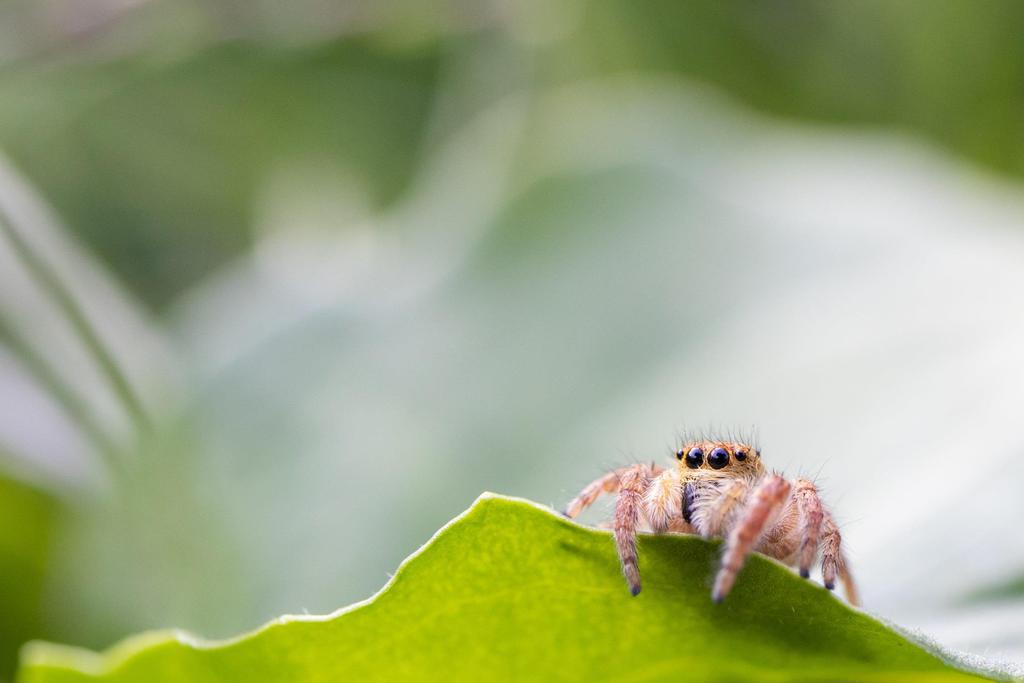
(734, 449, 747, 462)
(708, 447, 730, 469)
(685, 447, 704, 469)
(675, 449, 685, 460)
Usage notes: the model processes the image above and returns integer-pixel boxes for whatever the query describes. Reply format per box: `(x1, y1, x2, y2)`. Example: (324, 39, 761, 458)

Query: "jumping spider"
(564, 437, 859, 605)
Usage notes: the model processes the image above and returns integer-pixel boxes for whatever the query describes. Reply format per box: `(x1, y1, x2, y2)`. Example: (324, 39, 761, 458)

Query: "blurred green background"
(2, 1, 1024, 679)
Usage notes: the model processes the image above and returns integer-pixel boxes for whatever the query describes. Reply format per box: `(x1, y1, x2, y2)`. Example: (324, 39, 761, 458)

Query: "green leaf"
(16, 495, 996, 682)
(0, 471, 56, 680)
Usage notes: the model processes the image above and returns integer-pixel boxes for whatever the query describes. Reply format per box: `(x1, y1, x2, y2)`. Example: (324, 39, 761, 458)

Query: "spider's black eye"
(675, 449, 685, 460)
(685, 447, 704, 469)
(734, 449, 747, 462)
(708, 447, 730, 469)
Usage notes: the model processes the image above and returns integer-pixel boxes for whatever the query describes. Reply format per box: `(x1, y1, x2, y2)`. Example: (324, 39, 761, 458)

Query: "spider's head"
(675, 440, 764, 478)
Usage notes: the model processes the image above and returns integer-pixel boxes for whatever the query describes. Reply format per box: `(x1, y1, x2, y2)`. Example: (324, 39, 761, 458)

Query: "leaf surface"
(17, 495, 996, 682)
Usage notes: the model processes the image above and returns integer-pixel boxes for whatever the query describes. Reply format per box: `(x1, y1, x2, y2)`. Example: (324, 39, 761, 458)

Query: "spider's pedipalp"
(692, 478, 749, 539)
(643, 468, 680, 533)
(712, 474, 790, 603)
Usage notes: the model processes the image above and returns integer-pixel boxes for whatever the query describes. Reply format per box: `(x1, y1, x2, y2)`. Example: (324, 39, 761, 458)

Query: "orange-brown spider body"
(564, 438, 859, 605)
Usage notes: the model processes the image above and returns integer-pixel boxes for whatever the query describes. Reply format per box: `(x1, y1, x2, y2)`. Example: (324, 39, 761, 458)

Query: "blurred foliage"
(39, 425, 250, 654)
(0, 470, 55, 679)
(570, 1, 1024, 175)
(0, 38, 440, 308)
(1, 1, 1023, 308)
(1, 0, 1024, 677)
(964, 575, 1024, 605)
(16, 497, 994, 683)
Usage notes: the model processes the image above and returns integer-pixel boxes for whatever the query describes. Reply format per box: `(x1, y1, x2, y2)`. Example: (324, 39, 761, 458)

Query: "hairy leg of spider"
(793, 478, 824, 579)
(691, 479, 749, 538)
(563, 464, 663, 519)
(643, 468, 680, 533)
(821, 511, 860, 606)
(614, 464, 654, 596)
(712, 474, 791, 603)
(839, 554, 860, 606)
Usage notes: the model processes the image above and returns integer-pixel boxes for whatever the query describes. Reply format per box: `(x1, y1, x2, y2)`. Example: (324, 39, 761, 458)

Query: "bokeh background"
(2, 1, 1024, 678)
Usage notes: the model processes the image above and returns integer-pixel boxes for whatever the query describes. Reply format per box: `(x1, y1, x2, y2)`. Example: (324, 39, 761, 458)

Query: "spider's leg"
(821, 510, 860, 606)
(613, 463, 654, 596)
(793, 478, 824, 579)
(839, 558, 860, 607)
(791, 481, 860, 606)
(711, 474, 791, 603)
(564, 463, 664, 519)
(564, 470, 622, 519)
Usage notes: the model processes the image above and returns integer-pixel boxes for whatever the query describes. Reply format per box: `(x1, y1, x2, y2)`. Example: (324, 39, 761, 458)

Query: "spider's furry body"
(564, 437, 859, 605)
